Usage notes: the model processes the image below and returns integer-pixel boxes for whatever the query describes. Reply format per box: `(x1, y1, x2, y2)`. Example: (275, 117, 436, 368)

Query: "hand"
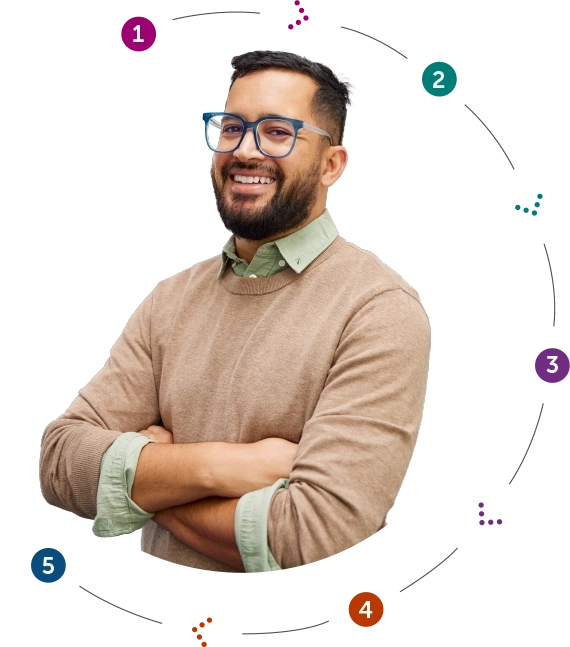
(214, 437, 298, 499)
(139, 425, 174, 444)
(253, 437, 298, 481)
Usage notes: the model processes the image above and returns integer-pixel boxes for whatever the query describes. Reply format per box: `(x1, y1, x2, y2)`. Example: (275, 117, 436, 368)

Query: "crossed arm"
(130, 425, 297, 571)
(154, 497, 243, 570)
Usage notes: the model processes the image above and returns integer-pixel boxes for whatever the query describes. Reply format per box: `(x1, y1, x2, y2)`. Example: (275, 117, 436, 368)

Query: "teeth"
(233, 174, 274, 184)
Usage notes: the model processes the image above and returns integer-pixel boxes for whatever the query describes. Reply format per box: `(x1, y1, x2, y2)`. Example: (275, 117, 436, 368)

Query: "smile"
(230, 175, 275, 193)
(231, 174, 275, 184)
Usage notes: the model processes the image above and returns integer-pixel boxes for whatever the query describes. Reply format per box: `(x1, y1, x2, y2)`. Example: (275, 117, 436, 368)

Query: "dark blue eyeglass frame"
(202, 112, 332, 158)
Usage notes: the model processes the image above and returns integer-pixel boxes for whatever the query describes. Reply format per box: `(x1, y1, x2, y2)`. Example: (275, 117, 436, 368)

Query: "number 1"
(133, 25, 144, 42)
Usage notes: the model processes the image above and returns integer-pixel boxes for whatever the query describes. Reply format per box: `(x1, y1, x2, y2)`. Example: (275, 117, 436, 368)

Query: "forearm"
(131, 442, 218, 512)
(154, 498, 243, 571)
(131, 438, 296, 513)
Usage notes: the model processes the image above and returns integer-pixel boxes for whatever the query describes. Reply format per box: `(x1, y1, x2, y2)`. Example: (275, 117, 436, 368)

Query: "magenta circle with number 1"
(121, 17, 156, 52)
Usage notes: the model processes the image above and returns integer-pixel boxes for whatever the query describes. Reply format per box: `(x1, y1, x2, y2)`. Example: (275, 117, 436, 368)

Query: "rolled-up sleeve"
(267, 288, 431, 568)
(93, 432, 156, 537)
(234, 478, 288, 572)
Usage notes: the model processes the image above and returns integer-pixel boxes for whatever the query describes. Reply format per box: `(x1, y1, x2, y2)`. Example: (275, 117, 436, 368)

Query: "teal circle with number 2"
(30, 548, 67, 584)
(422, 62, 457, 97)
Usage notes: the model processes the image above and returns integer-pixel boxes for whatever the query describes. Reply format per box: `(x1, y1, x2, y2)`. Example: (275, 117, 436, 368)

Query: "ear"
(321, 145, 348, 188)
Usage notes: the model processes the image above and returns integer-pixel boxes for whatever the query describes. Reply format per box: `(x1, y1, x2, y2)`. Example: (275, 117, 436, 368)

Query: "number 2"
(433, 71, 445, 88)
(359, 600, 372, 618)
(43, 556, 54, 574)
(546, 356, 559, 373)
(133, 25, 144, 42)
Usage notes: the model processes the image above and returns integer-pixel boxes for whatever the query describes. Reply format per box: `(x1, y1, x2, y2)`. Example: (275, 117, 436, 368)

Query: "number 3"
(43, 556, 54, 574)
(433, 71, 445, 88)
(546, 356, 559, 373)
(359, 600, 372, 618)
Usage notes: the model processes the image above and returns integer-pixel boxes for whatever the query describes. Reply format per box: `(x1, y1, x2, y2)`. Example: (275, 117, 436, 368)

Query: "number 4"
(359, 600, 372, 618)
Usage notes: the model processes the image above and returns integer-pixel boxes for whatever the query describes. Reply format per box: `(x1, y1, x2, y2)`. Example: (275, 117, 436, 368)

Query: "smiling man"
(208, 66, 338, 251)
(40, 51, 431, 572)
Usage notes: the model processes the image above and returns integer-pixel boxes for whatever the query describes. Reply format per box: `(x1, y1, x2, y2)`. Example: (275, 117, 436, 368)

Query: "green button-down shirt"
(93, 209, 339, 571)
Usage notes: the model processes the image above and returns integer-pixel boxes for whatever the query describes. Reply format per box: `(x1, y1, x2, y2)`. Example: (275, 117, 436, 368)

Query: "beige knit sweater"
(40, 235, 430, 571)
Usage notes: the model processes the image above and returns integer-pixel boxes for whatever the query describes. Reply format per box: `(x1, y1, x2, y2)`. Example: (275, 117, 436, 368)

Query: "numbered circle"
(535, 348, 569, 383)
(422, 62, 457, 97)
(121, 17, 156, 52)
(349, 592, 384, 627)
(31, 548, 66, 583)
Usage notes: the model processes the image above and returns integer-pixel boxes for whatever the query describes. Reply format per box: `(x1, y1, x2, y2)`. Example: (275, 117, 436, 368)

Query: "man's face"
(210, 69, 327, 241)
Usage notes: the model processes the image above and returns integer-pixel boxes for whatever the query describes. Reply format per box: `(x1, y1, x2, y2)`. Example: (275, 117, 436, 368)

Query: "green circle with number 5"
(422, 62, 457, 97)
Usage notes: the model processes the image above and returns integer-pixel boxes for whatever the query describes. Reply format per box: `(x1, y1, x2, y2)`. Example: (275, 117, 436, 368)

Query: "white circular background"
(0, 89, 488, 551)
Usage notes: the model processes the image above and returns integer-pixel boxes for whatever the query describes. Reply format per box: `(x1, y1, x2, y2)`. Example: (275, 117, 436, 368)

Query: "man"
(40, 50, 431, 573)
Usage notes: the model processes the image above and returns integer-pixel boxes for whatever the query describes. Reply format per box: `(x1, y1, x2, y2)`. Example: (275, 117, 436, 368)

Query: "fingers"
(140, 425, 174, 444)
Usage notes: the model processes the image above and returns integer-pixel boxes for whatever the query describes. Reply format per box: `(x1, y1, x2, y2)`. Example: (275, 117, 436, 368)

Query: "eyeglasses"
(202, 112, 332, 158)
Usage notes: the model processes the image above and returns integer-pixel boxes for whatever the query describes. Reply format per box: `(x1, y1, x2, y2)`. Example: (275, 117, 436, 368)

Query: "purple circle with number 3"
(535, 348, 569, 383)
(121, 17, 156, 52)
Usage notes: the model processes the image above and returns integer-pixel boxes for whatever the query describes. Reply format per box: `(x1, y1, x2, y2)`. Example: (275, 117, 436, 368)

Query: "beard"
(210, 157, 322, 241)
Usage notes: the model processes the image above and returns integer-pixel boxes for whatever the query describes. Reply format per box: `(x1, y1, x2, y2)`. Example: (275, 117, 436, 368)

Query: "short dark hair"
(229, 50, 351, 146)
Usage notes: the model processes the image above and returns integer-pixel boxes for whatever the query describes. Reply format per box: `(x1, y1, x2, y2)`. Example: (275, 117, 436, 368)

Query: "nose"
(233, 127, 266, 162)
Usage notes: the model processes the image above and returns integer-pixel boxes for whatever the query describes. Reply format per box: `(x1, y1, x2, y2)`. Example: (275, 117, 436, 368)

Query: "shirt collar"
(217, 209, 338, 280)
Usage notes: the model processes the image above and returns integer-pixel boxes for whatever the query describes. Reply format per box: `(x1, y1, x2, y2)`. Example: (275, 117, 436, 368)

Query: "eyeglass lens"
(207, 115, 295, 157)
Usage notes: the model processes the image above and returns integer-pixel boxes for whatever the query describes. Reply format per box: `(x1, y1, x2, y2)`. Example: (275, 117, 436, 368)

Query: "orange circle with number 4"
(349, 592, 384, 627)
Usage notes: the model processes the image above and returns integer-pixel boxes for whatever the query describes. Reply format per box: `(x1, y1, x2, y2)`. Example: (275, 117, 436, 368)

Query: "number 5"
(359, 600, 372, 618)
(43, 556, 54, 574)
(546, 356, 558, 373)
(433, 71, 445, 88)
